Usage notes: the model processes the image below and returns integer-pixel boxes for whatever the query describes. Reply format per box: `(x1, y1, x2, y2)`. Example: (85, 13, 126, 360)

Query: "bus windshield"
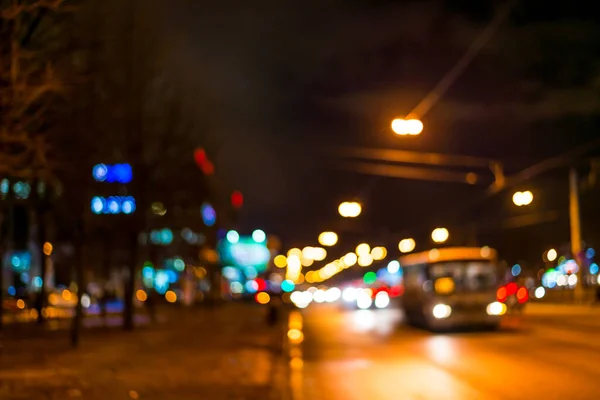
(427, 261, 497, 292)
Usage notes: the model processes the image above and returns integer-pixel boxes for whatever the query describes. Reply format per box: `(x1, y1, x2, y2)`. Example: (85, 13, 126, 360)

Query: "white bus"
(399, 247, 505, 330)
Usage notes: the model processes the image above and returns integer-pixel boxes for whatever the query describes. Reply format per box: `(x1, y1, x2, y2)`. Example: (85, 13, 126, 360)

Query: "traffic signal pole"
(569, 168, 585, 303)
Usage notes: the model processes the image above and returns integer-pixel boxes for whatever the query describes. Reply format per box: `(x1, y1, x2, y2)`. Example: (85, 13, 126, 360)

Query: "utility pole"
(569, 168, 584, 303)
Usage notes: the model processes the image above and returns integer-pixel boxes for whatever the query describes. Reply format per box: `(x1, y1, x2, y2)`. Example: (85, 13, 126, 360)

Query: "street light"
(318, 231, 338, 247)
(355, 243, 370, 256)
(431, 228, 449, 243)
(371, 246, 387, 261)
(338, 201, 362, 218)
(513, 191, 533, 206)
(391, 118, 423, 136)
(398, 238, 416, 253)
(546, 248, 558, 262)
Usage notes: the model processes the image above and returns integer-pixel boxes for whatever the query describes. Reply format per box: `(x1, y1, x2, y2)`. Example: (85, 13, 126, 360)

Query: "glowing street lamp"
(355, 243, 370, 256)
(371, 246, 387, 261)
(398, 238, 416, 253)
(318, 231, 338, 247)
(391, 118, 423, 136)
(546, 248, 558, 262)
(338, 201, 362, 218)
(513, 191, 533, 206)
(431, 228, 449, 244)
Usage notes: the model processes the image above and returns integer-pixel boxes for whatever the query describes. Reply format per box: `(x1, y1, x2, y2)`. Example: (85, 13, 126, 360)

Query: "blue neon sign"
(91, 196, 136, 214)
(93, 163, 133, 183)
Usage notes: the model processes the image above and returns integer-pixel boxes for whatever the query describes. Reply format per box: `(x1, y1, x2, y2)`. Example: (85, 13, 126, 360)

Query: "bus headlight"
(432, 303, 452, 319)
(486, 301, 507, 316)
(485, 301, 506, 315)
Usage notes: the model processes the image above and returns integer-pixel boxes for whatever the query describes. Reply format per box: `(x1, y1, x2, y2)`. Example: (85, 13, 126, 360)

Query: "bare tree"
(0, 0, 70, 328)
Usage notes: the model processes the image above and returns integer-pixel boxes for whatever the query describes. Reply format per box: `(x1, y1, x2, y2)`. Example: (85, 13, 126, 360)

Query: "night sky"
(156, 1, 599, 262)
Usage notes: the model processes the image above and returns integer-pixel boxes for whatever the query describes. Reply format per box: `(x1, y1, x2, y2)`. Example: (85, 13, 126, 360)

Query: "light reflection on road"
(300, 304, 600, 400)
(350, 308, 402, 335)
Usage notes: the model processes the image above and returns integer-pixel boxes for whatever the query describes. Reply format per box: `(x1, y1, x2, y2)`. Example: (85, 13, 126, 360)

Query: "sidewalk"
(525, 302, 600, 316)
(0, 303, 289, 400)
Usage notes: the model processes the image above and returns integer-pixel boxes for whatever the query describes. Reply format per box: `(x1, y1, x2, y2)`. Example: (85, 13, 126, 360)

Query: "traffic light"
(231, 191, 243, 209)
(194, 148, 215, 175)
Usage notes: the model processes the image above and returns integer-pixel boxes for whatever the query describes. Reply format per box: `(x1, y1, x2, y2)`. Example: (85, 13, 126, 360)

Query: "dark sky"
(156, 1, 600, 262)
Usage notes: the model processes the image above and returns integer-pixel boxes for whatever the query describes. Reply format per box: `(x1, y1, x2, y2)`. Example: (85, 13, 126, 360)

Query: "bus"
(399, 246, 505, 330)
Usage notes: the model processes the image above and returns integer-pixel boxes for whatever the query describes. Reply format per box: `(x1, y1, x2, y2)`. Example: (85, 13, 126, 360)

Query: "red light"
(506, 282, 518, 296)
(194, 148, 215, 175)
(496, 286, 507, 302)
(255, 278, 267, 292)
(389, 285, 404, 297)
(194, 148, 207, 164)
(516, 287, 528, 303)
(231, 191, 244, 208)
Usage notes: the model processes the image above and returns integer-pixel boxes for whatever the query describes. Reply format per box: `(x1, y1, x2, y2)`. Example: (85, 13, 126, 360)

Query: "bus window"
(428, 261, 496, 292)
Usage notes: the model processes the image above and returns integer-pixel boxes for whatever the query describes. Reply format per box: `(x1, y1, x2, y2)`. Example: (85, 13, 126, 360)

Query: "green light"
(173, 258, 185, 271)
(364, 271, 377, 285)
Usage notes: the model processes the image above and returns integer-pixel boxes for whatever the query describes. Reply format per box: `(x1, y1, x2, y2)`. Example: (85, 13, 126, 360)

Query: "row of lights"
(305, 243, 388, 284)
(91, 196, 136, 214)
(225, 229, 267, 244)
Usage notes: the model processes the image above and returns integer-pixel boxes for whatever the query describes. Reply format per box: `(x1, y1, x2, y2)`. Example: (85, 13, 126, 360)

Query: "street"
(297, 304, 600, 400)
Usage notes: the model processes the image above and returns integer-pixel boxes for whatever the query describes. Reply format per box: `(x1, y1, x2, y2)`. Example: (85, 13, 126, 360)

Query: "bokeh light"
(252, 229, 266, 243)
(356, 243, 370, 256)
(256, 292, 271, 304)
(338, 201, 362, 218)
(226, 230, 240, 244)
(274, 255, 287, 268)
(387, 260, 400, 274)
(358, 254, 373, 267)
(546, 248, 557, 262)
(318, 232, 338, 247)
(371, 246, 387, 260)
(431, 228, 449, 243)
(398, 238, 416, 253)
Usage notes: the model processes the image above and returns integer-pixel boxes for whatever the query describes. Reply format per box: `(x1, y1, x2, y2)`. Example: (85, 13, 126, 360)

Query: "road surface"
(295, 303, 600, 400)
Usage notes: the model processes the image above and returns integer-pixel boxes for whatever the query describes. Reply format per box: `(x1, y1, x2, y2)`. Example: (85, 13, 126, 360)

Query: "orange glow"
(61, 289, 72, 301)
(496, 286, 507, 302)
(287, 328, 304, 344)
(165, 290, 177, 303)
(195, 266, 207, 279)
(16, 299, 25, 309)
(48, 293, 59, 305)
(289, 311, 303, 330)
(256, 292, 271, 304)
(43, 242, 53, 256)
(392, 118, 423, 135)
(434, 277, 455, 295)
(136, 290, 147, 302)
(516, 287, 528, 303)
(290, 357, 303, 369)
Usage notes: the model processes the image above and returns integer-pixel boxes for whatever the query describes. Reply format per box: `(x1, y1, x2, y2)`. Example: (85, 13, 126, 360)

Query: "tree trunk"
(35, 204, 47, 324)
(123, 233, 137, 330)
(70, 221, 85, 347)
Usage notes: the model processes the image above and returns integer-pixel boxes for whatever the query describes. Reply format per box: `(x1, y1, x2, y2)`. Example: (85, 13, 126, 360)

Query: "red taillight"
(389, 286, 402, 297)
(496, 286, 507, 302)
(506, 282, 518, 296)
(516, 287, 528, 303)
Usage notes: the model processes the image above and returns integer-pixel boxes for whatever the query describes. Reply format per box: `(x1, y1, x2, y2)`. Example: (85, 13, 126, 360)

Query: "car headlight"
(432, 303, 452, 319)
(486, 301, 507, 316)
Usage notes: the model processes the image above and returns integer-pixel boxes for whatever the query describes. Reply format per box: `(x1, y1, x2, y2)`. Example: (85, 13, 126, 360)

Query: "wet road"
(295, 304, 600, 400)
